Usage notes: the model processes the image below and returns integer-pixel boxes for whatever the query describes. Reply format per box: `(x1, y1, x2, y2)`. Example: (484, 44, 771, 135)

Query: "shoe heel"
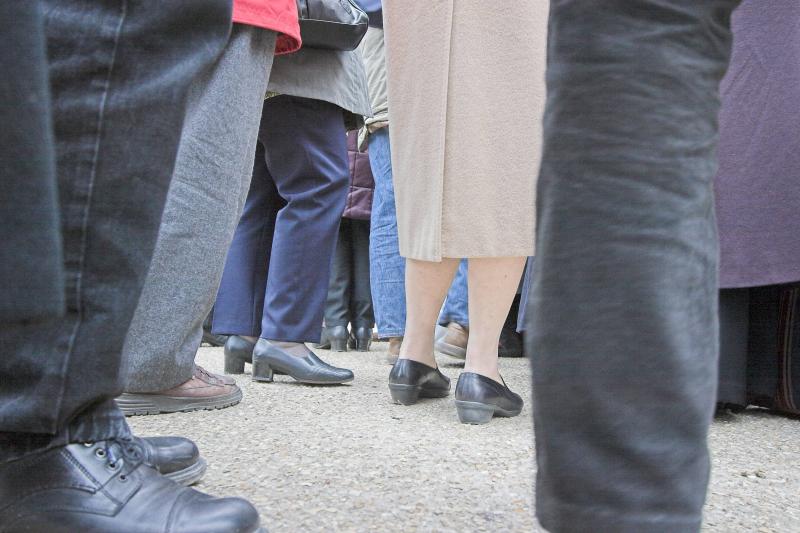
(389, 384, 420, 405)
(224, 352, 245, 374)
(330, 338, 348, 352)
(455, 400, 495, 425)
(252, 358, 274, 382)
(355, 338, 371, 352)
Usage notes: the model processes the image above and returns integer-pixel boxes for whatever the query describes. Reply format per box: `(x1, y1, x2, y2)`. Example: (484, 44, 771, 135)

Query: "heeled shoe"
(326, 325, 350, 352)
(223, 335, 256, 374)
(251, 339, 354, 385)
(454, 372, 523, 425)
(349, 326, 372, 352)
(388, 358, 450, 405)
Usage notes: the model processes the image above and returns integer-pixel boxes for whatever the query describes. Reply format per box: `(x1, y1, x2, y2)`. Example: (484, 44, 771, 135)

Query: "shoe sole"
(164, 457, 208, 486)
(253, 374, 354, 385)
(388, 383, 450, 405)
(454, 399, 522, 425)
(330, 338, 349, 352)
(115, 388, 243, 416)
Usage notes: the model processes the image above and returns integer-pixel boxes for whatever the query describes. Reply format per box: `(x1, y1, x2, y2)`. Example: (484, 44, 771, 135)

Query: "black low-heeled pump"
(223, 335, 256, 374)
(251, 339, 353, 385)
(349, 325, 373, 352)
(454, 372, 523, 425)
(388, 358, 450, 405)
(326, 325, 350, 352)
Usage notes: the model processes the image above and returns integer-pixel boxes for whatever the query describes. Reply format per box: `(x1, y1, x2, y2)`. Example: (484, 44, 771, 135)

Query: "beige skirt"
(383, 1, 548, 261)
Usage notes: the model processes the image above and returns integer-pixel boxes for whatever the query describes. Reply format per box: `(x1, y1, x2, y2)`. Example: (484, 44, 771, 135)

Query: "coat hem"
(720, 269, 800, 289)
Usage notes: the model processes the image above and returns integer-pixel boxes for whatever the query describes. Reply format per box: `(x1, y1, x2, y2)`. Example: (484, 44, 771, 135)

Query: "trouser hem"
(537, 498, 702, 533)
(0, 399, 130, 464)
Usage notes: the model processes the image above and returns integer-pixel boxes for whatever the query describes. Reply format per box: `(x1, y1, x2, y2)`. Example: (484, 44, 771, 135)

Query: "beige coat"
(383, 1, 548, 261)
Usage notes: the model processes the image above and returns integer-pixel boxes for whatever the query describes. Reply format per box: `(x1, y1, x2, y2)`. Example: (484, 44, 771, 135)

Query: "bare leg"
(464, 257, 527, 382)
(399, 258, 460, 367)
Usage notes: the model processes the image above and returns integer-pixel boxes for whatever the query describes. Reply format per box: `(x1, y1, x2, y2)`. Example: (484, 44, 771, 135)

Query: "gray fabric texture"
(267, 45, 371, 117)
(527, 1, 739, 531)
(360, 27, 387, 133)
(122, 26, 276, 392)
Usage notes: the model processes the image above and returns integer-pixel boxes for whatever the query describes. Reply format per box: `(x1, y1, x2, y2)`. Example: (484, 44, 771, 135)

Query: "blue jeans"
(368, 128, 406, 338)
(439, 260, 469, 327)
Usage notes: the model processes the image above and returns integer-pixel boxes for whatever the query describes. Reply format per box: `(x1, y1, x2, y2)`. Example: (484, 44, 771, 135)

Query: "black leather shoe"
(224, 335, 256, 374)
(388, 358, 450, 405)
(138, 436, 206, 486)
(325, 325, 350, 352)
(454, 372, 523, 424)
(349, 326, 372, 352)
(251, 339, 354, 385)
(0, 439, 265, 533)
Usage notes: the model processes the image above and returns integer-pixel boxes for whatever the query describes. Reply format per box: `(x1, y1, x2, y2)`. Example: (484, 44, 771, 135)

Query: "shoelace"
(195, 365, 223, 384)
(85, 437, 145, 473)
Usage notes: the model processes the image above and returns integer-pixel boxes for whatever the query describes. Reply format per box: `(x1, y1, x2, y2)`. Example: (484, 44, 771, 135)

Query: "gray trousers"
(122, 26, 276, 392)
(527, 1, 739, 531)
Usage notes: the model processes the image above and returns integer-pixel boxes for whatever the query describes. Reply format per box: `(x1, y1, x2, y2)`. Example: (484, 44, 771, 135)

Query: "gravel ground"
(130, 344, 800, 532)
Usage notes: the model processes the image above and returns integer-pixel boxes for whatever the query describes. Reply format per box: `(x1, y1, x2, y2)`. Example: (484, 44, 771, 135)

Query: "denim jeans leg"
(0, 0, 231, 463)
(439, 259, 469, 327)
(528, 1, 738, 531)
(368, 128, 406, 338)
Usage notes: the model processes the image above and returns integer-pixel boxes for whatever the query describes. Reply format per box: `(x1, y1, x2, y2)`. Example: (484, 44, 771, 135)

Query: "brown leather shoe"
(386, 336, 403, 364)
(116, 365, 243, 416)
(434, 322, 468, 359)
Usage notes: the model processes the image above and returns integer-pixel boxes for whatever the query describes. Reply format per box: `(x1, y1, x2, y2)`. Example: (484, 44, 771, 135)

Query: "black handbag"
(296, 0, 369, 51)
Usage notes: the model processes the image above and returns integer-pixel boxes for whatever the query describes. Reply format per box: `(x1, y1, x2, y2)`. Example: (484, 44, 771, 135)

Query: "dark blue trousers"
(213, 95, 349, 343)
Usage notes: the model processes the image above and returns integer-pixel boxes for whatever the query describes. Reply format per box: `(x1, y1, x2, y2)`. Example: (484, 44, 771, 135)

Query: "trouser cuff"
(0, 399, 130, 464)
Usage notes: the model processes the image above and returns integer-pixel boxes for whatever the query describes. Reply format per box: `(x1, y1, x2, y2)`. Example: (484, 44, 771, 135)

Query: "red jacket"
(233, 0, 301, 55)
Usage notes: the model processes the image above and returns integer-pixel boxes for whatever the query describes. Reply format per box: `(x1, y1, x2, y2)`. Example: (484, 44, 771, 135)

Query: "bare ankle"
(398, 352, 437, 368)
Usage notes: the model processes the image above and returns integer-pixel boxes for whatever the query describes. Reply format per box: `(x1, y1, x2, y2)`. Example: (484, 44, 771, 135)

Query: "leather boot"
(0, 438, 264, 532)
(348, 326, 372, 352)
